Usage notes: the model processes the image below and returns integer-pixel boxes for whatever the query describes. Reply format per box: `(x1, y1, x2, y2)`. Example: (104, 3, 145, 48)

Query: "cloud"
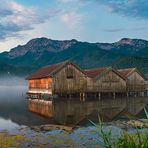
(0, 0, 61, 41)
(60, 12, 82, 29)
(103, 27, 146, 33)
(96, 0, 148, 20)
(103, 28, 124, 33)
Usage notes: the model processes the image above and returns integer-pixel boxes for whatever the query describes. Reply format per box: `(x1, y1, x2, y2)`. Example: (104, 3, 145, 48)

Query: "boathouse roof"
(84, 67, 109, 78)
(26, 60, 85, 80)
(26, 60, 147, 81)
(118, 68, 136, 77)
(84, 67, 126, 80)
(118, 68, 147, 80)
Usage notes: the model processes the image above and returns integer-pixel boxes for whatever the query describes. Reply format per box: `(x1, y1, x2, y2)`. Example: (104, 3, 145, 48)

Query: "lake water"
(0, 85, 50, 130)
(0, 83, 147, 147)
(0, 85, 147, 130)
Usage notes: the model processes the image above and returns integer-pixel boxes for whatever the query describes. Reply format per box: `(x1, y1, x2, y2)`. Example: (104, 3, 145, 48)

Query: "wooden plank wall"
(53, 64, 87, 94)
(86, 70, 126, 92)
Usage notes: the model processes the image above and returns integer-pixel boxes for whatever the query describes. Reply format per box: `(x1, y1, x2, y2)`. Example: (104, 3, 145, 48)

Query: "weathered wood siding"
(28, 78, 52, 94)
(53, 64, 87, 94)
(127, 71, 145, 91)
(86, 70, 126, 92)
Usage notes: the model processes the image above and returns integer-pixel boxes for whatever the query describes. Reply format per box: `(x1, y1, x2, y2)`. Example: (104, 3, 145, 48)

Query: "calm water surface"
(0, 84, 147, 148)
(0, 85, 50, 130)
(0, 81, 147, 130)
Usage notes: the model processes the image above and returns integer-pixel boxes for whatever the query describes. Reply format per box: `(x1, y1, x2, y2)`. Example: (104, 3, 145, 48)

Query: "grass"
(116, 116, 148, 148)
(116, 131, 148, 148)
(0, 131, 25, 148)
(89, 108, 148, 148)
(144, 107, 148, 119)
(89, 117, 113, 148)
(48, 132, 78, 147)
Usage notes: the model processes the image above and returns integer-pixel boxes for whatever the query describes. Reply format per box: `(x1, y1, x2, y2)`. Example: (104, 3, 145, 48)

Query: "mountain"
(112, 38, 148, 56)
(97, 38, 148, 55)
(0, 37, 148, 77)
(3, 38, 78, 58)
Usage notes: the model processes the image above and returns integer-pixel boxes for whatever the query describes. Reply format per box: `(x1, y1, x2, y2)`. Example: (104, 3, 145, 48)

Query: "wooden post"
(96, 93, 98, 100)
(83, 93, 85, 101)
(94, 93, 97, 100)
(69, 94, 71, 99)
(99, 92, 101, 100)
(142, 92, 144, 97)
(127, 92, 129, 98)
(113, 92, 115, 99)
(66, 93, 68, 99)
(134, 92, 137, 98)
(80, 93, 82, 101)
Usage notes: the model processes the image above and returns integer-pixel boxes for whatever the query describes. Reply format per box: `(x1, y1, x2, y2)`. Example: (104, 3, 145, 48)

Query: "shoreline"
(0, 119, 148, 147)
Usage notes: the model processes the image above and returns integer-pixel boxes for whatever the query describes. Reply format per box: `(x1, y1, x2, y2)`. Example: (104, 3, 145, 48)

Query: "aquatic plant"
(115, 131, 148, 148)
(89, 108, 148, 148)
(115, 107, 148, 148)
(89, 117, 113, 148)
(144, 107, 148, 119)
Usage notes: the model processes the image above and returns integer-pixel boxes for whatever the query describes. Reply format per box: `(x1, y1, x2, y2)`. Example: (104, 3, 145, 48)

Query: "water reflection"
(0, 85, 50, 130)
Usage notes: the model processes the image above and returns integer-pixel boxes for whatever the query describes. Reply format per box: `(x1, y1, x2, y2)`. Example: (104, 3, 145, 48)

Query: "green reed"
(89, 107, 148, 148)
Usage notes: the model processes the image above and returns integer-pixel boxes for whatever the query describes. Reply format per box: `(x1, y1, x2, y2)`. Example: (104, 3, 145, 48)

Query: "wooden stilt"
(80, 93, 82, 101)
(94, 93, 96, 99)
(69, 94, 71, 99)
(95, 93, 97, 99)
(127, 92, 129, 98)
(83, 93, 85, 101)
(134, 92, 136, 98)
(99, 92, 101, 100)
(141, 92, 144, 97)
(113, 92, 115, 99)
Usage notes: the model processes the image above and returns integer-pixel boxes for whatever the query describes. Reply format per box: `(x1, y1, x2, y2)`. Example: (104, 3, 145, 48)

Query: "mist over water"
(0, 77, 50, 130)
(0, 76, 27, 86)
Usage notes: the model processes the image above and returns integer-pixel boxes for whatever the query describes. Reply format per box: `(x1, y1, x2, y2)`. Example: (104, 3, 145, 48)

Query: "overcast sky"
(0, 0, 148, 52)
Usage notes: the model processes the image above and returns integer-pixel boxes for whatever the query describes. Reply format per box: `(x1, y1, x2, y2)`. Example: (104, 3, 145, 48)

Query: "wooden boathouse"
(26, 60, 148, 124)
(26, 61, 87, 98)
(118, 68, 146, 93)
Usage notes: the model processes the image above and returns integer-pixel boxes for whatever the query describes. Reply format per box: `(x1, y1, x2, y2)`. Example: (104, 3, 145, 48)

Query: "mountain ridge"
(0, 37, 148, 77)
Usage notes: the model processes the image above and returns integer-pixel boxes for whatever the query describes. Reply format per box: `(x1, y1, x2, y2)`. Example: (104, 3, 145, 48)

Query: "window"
(66, 67, 74, 79)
